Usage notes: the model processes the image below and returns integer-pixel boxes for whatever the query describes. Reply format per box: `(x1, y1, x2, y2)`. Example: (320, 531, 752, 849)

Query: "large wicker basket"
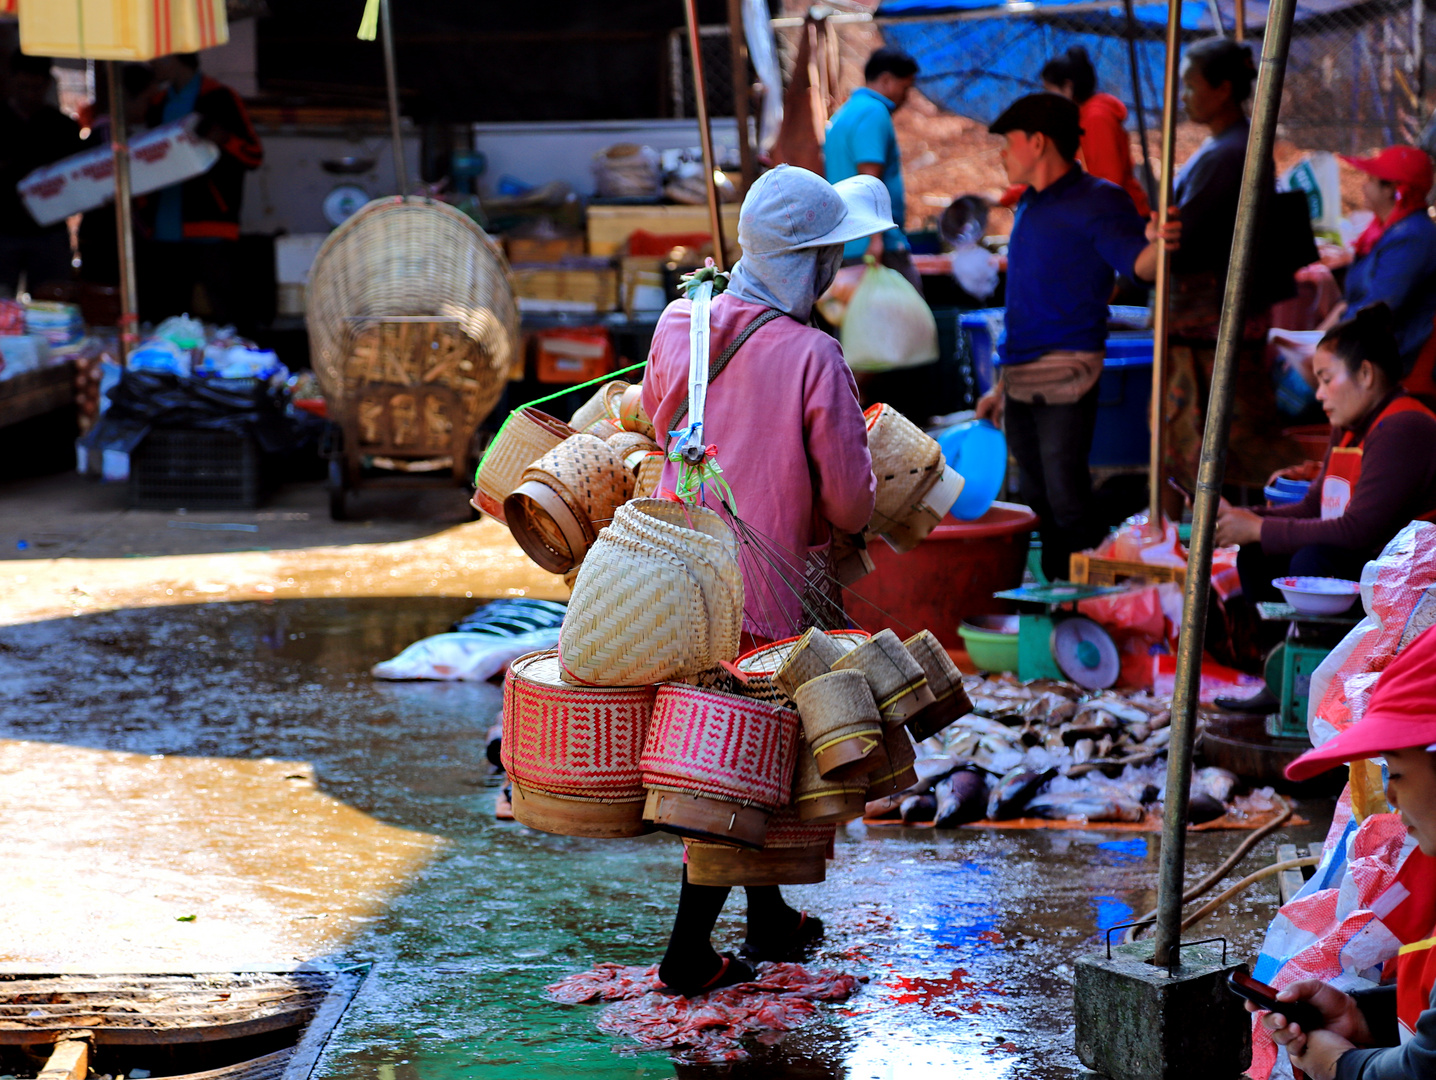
(306, 197, 518, 442)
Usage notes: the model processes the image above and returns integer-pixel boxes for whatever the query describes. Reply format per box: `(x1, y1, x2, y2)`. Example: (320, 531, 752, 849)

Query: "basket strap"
(666, 307, 786, 445)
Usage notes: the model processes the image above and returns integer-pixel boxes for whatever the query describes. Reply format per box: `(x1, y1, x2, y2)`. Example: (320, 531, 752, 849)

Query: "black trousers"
(1236, 540, 1368, 605)
(1005, 383, 1105, 583)
(139, 240, 239, 329)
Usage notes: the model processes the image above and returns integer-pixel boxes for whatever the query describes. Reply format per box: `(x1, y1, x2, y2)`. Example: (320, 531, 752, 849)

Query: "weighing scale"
(993, 582, 1126, 688)
(1255, 601, 1362, 738)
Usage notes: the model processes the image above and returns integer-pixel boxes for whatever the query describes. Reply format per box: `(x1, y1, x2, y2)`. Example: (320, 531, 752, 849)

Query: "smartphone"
(1166, 476, 1195, 504)
(1227, 968, 1325, 1031)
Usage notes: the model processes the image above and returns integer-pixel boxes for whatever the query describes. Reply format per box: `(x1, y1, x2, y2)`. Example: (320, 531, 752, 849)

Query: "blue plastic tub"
(933, 418, 1007, 520)
(958, 309, 1004, 396)
(1263, 477, 1311, 506)
(1089, 335, 1154, 468)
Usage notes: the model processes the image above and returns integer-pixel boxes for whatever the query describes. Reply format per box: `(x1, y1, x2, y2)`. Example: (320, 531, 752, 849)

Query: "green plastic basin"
(959, 614, 1020, 673)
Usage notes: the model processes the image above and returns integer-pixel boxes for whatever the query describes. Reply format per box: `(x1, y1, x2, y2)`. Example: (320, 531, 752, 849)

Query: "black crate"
(129, 428, 264, 510)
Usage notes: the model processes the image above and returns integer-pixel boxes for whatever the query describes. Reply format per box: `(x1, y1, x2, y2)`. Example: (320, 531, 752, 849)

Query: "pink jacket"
(641, 294, 876, 640)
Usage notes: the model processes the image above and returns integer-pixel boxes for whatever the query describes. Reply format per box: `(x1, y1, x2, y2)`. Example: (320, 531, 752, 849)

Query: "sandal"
(658, 952, 755, 997)
(741, 911, 824, 963)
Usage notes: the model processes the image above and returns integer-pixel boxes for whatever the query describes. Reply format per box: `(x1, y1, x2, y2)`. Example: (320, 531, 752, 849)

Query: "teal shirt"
(153, 75, 203, 243)
(825, 86, 907, 257)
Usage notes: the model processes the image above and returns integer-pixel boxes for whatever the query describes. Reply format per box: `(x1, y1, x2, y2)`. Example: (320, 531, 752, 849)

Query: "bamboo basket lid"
(570, 379, 631, 432)
(472, 407, 573, 521)
(864, 402, 944, 531)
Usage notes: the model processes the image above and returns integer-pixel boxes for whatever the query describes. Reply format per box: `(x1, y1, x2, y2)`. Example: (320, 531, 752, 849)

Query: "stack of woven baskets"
(863, 403, 966, 555)
(473, 380, 662, 575)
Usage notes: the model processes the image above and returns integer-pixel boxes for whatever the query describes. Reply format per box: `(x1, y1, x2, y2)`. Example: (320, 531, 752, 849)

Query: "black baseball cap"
(989, 93, 1083, 158)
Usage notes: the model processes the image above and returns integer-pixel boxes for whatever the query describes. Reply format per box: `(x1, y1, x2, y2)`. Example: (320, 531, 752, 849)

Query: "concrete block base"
(1074, 940, 1251, 1080)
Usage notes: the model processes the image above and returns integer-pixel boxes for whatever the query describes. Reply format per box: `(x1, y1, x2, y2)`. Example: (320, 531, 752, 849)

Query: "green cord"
(474, 358, 649, 479)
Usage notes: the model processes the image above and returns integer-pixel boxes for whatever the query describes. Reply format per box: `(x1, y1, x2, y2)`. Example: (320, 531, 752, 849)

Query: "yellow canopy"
(18, 0, 228, 61)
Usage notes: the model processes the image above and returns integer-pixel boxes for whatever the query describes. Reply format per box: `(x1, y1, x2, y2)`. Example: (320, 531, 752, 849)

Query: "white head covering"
(725, 166, 896, 322)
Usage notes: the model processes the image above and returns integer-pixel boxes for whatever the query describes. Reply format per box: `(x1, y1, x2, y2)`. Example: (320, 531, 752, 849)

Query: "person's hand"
(1146, 206, 1181, 250)
(1214, 504, 1263, 547)
(1246, 979, 1372, 1080)
(975, 389, 1004, 427)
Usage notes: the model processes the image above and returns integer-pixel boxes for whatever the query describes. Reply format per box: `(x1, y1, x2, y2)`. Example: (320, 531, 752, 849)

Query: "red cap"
(1338, 146, 1435, 194)
(1286, 626, 1436, 782)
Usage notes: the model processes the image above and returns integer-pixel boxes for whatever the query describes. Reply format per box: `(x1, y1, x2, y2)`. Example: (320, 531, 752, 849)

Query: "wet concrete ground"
(0, 594, 1332, 1079)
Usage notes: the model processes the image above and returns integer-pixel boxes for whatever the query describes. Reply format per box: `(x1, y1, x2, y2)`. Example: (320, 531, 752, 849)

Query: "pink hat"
(1286, 626, 1436, 782)
(1338, 146, 1434, 195)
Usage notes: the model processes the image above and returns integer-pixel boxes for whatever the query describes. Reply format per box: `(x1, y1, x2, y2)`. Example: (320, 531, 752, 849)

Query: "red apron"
(1397, 934, 1436, 1043)
(1322, 396, 1436, 521)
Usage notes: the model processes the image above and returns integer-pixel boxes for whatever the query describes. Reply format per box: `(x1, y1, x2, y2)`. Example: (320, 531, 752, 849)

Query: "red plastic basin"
(847, 501, 1038, 648)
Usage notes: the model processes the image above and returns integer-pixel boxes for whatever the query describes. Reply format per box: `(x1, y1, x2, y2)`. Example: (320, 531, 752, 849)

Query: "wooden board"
(0, 972, 331, 1046)
(0, 361, 76, 429)
(1069, 552, 1186, 589)
(585, 204, 740, 257)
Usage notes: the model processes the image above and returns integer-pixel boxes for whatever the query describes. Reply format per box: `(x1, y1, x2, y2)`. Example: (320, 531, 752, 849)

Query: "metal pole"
(107, 61, 138, 369)
(684, 0, 729, 270)
(1147, 0, 1183, 533)
(379, 0, 408, 195)
(1234, 0, 1247, 40)
(1413, 0, 1426, 104)
(1151, 0, 1300, 969)
(728, 0, 757, 195)
(1122, 0, 1157, 209)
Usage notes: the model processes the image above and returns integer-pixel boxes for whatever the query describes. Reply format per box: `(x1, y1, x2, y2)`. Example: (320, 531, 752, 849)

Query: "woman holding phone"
(1252, 625, 1436, 1079)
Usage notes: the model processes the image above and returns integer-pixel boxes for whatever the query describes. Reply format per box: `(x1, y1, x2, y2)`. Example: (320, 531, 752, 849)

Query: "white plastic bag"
(839, 258, 939, 372)
(1279, 152, 1343, 237)
(371, 629, 559, 681)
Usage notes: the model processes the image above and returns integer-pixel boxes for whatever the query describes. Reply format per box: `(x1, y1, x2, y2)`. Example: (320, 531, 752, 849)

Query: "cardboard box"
(274, 233, 329, 317)
(586, 204, 740, 257)
(512, 264, 619, 314)
(19, 118, 220, 227)
(504, 233, 585, 264)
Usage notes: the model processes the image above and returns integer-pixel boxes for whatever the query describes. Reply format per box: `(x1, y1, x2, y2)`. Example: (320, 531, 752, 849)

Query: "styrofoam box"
(19, 117, 220, 227)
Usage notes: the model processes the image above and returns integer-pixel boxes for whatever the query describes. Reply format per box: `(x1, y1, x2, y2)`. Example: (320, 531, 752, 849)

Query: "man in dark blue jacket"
(976, 93, 1175, 581)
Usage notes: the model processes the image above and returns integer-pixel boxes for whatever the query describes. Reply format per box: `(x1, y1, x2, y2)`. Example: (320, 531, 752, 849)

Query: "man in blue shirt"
(825, 48, 920, 289)
(976, 93, 1176, 581)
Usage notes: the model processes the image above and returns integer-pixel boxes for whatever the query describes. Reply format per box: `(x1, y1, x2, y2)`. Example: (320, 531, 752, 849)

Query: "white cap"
(737, 165, 897, 254)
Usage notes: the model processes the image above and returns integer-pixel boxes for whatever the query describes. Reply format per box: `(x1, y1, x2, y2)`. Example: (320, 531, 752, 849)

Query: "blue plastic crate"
(1090, 335, 1153, 468)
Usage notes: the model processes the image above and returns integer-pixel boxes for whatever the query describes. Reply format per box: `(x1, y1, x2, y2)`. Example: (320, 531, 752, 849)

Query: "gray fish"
(1187, 792, 1226, 824)
(1026, 793, 1146, 823)
(902, 792, 938, 823)
(1193, 766, 1240, 804)
(986, 766, 1058, 821)
(1072, 738, 1095, 765)
(935, 768, 990, 827)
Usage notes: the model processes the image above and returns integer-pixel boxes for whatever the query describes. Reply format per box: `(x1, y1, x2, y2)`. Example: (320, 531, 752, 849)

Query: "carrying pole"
(1147, 0, 1183, 533)
(685, 0, 729, 270)
(1234, 0, 1247, 40)
(1122, 0, 1157, 208)
(1151, 0, 1300, 969)
(107, 61, 138, 369)
(379, 0, 408, 194)
(728, 0, 758, 195)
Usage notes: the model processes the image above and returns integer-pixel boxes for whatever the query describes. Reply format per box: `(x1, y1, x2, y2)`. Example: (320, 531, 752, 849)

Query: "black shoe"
(658, 952, 755, 997)
(740, 911, 825, 963)
(1214, 686, 1280, 713)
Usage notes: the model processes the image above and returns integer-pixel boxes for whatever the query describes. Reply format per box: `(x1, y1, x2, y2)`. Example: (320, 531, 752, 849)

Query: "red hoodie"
(1079, 93, 1150, 217)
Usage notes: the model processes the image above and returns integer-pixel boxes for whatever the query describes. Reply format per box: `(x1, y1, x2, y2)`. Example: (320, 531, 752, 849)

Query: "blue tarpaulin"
(876, 0, 1389, 127)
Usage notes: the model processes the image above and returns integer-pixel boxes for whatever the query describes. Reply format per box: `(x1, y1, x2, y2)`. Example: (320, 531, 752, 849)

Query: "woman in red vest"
(1254, 624, 1436, 1079)
(1216, 303, 1436, 599)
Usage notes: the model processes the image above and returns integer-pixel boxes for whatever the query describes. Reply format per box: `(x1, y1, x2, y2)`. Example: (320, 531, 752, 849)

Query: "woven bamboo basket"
(793, 733, 869, 823)
(506, 434, 634, 574)
(570, 379, 631, 432)
(582, 417, 626, 440)
(640, 683, 800, 850)
(686, 807, 835, 886)
(902, 630, 974, 742)
(881, 462, 965, 554)
(307, 196, 517, 453)
(560, 500, 742, 686)
(734, 630, 868, 706)
(472, 407, 573, 520)
(865, 724, 919, 800)
(831, 628, 935, 727)
(500, 650, 656, 837)
(606, 430, 661, 476)
(634, 452, 667, 498)
(864, 403, 944, 534)
(616, 383, 655, 440)
(774, 627, 850, 701)
(793, 669, 884, 781)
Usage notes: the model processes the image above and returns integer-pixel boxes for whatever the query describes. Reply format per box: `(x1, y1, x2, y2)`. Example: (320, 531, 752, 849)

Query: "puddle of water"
(0, 598, 1334, 1078)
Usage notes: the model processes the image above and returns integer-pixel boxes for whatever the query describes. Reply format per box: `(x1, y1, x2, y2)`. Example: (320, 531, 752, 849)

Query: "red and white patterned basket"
(501, 649, 656, 838)
(640, 683, 800, 849)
